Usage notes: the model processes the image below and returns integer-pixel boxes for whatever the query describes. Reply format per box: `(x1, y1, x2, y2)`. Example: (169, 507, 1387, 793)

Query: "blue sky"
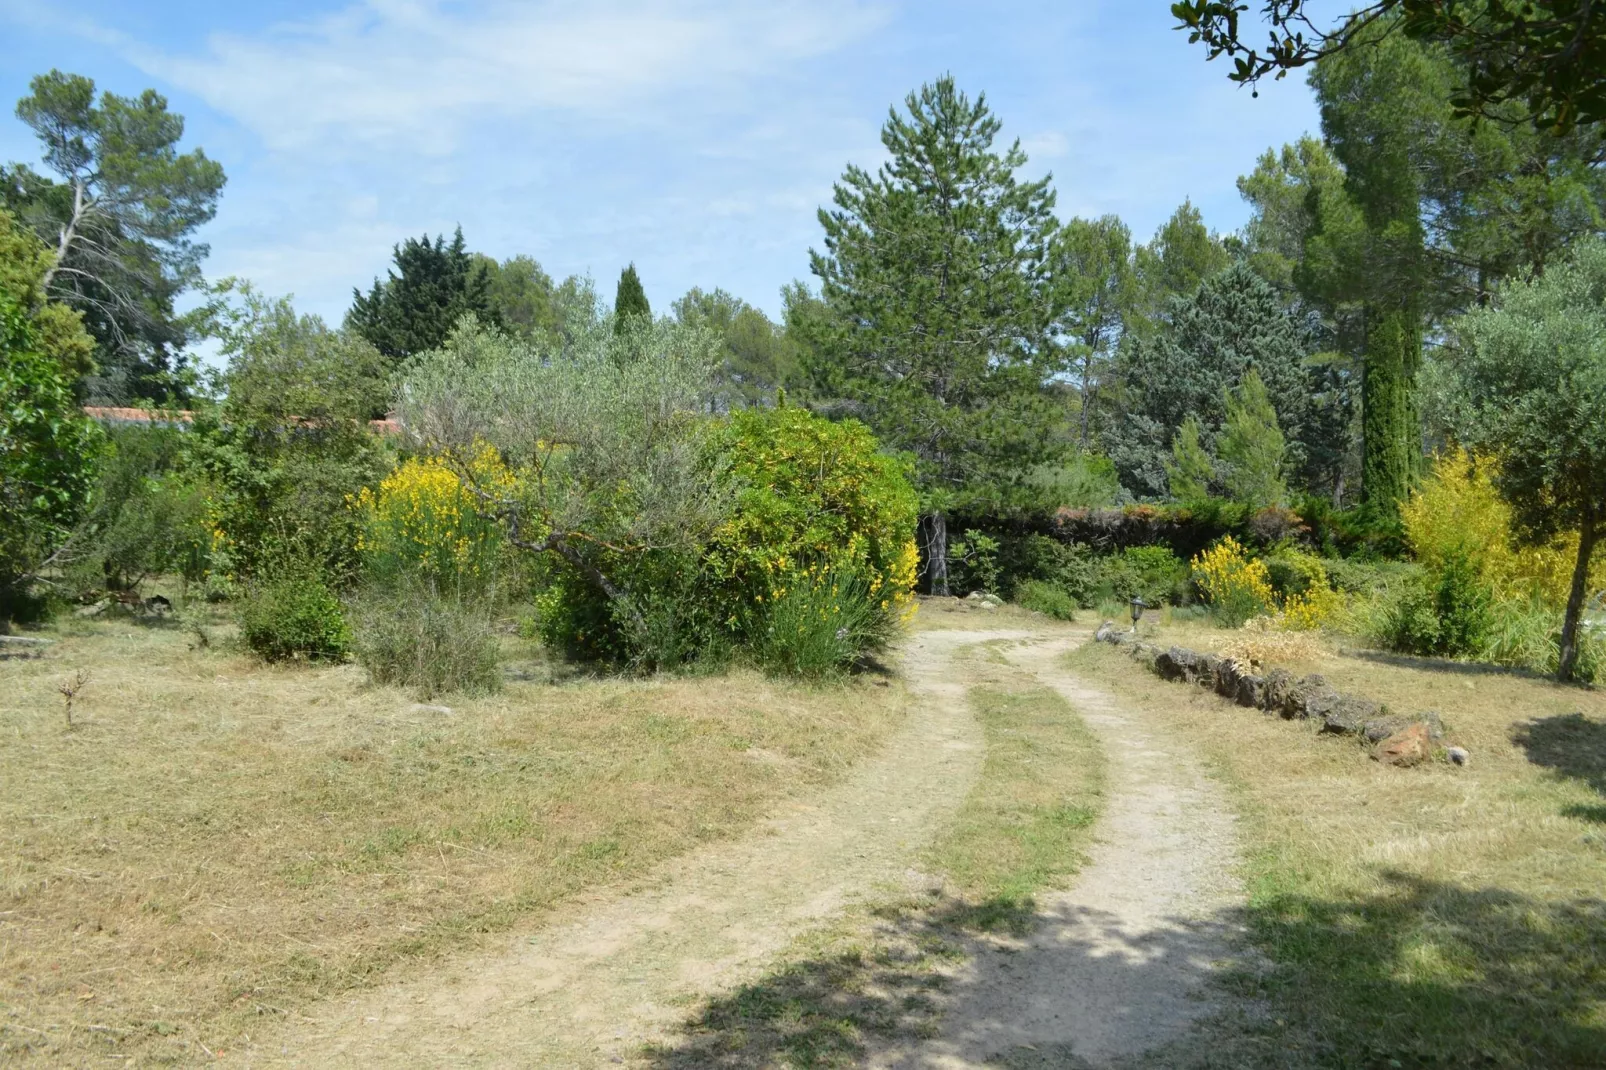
(1, 0, 1323, 330)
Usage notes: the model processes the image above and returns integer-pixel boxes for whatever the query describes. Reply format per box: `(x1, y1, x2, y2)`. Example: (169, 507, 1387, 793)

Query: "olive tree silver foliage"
(398, 313, 727, 630)
(1448, 237, 1606, 682)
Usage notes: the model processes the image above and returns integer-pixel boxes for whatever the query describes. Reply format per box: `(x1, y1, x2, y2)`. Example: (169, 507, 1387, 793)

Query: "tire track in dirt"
(876, 635, 1247, 1069)
(245, 629, 1023, 1068)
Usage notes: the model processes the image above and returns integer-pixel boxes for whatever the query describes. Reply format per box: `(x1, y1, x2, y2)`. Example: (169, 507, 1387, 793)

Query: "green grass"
(648, 654, 1106, 1067)
(929, 684, 1105, 924)
(1067, 634, 1606, 1069)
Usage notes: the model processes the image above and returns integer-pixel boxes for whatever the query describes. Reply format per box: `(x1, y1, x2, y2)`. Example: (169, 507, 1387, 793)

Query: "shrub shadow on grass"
(647, 874, 1606, 1069)
(1515, 712, 1606, 801)
(1340, 646, 1552, 681)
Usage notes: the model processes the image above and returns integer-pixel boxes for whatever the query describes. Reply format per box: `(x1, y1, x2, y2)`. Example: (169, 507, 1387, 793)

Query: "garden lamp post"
(1129, 595, 1147, 631)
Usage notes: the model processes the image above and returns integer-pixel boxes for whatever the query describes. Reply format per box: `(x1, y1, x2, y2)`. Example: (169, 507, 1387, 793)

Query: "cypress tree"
(348, 226, 496, 361)
(614, 263, 651, 329)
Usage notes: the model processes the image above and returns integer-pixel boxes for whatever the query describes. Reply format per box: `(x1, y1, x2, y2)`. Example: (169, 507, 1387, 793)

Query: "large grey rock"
(1094, 621, 1118, 643)
(1262, 668, 1297, 714)
(1321, 694, 1383, 734)
(1194, 654, 1223, 690)
(1361, 710, 1444, 744)
(1214, 659, 1244, 700)
(1155, 647, 1192, 682)
(1235, 674, 1267, 709)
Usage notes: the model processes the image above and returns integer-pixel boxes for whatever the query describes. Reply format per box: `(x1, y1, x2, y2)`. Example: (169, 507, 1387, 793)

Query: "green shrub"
(949, 529, 1002, 595)
(1368, 581, 1444, 655)
(352, 583, 502, 698)
(1324, 557, 1423, 598)
(1365, 553, 1493, 659)
(1264, 547, 1331, 600)
(1432, 551, 1493, 657)
(994, 534, 1098, 603)
(1015, 579, 1077, 621)
(753, 566, 896, 678)
(237, 572, 351, 662)
(1094, 545, 1189, 606)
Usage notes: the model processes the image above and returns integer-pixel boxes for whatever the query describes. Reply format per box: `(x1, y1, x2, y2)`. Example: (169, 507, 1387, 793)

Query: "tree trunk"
(1558, 510, 1598, 683)
(928, 511, 950, 597)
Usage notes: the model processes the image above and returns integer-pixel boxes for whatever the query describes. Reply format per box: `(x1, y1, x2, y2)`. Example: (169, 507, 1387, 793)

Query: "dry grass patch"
(1069, 625, 1606, 1068)
(0, 609, 905, 1064)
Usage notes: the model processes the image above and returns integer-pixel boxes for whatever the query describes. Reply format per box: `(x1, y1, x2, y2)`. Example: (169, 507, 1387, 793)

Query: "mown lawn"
(0, 606, 906, 1063)
(1071, 619, 1606, 1069)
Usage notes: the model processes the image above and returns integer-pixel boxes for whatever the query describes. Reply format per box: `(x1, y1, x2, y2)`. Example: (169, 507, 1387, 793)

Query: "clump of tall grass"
(754, 566, 897, 678)
(351, 581, 502, 698)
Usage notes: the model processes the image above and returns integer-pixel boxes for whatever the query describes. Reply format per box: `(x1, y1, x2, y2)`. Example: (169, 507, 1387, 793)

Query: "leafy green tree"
(1112, 262, 1314, 498)
(800, 76, 1065, 595)
(672, 287, 799, 409)
(1218, 367, 1290, 509)
(1173, 1, 1606, 132)
(613, 263, 651, 328)
(0, 206, 96, 381)
(1051, 215, 1137, 446)
(1253, 27, 1606, 512)
(0, 289, 102, 621)
(1166, 415, 1216, 504)
(1448, 237, 1606, 681)
(4, 70, 225, 402)
(348, 227, 496, 362)
(200, 281, 392, 581)
(400, 315, 724, 664)
(479, 254, 559, 340)
(1130, 200, 1232, 337)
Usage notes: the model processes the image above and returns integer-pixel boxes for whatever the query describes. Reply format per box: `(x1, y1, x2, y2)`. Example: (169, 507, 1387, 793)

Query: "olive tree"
(398, 314, 726, 645)
(1449, 237, 1606, 681)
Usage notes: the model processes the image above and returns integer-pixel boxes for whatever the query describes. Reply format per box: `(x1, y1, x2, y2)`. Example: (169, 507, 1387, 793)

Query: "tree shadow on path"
(645, 874, 1606, 1069)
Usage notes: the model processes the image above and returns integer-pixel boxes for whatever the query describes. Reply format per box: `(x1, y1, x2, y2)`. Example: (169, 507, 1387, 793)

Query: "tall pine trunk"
(1558, 510, 1598, 683)
(927, 511, 950, 597)
(1361, 304, 1421, 514)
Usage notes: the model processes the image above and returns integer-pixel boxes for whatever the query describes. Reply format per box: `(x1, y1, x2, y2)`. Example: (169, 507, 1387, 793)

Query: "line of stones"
(1093, 622, 1445, 747)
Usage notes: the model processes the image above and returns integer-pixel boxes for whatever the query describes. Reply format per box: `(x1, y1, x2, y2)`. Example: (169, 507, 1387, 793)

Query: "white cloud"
(116, 0, 889, 153)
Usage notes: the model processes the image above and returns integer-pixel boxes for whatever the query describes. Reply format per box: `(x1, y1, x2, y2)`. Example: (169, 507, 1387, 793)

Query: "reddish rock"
(1373, 723, 1433, 767)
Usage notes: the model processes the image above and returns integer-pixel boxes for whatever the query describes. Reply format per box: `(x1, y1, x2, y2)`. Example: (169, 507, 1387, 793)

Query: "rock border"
(1093, 622, 1453, 767)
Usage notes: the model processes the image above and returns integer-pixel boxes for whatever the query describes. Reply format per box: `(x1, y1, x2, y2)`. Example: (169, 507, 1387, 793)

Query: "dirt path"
(245, 630, 1021, 1068)
(876, 635, 1247, 1069)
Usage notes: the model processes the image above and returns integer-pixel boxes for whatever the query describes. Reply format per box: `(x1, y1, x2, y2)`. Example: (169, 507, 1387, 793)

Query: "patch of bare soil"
(244, 631, 1023, 1067)
(874, 636, 1248, 1069)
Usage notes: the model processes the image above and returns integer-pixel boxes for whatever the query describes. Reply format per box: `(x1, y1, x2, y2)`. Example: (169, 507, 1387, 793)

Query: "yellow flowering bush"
(706, 407, 919, 620)
(701, 406, 920, 673)
(1191, 536, 1276, 626)
(1402, 448, 1606, 607)
(350, 443, 515, 589)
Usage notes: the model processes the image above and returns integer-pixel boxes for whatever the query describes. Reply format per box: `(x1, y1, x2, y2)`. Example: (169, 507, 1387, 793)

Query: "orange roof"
(83, 406, 403, 434)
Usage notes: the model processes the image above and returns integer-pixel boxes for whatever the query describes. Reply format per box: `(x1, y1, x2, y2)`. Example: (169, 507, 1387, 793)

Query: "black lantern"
(1129, 595, 1148, 629)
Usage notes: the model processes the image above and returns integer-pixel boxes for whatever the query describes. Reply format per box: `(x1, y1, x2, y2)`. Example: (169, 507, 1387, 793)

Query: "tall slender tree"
(800, 76, 1065, 595)
(613, 263, 651, 329)
(1051, 215, 1136, 447)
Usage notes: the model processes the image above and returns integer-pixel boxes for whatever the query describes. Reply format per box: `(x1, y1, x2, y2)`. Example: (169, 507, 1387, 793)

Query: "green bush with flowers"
(703, 405, 920, 671)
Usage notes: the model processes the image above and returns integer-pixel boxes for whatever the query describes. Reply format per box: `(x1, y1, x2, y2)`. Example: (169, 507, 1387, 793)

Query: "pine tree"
(613, 263, 651, 330)
(799, 76, 1065, 595)
(348, 226, 496, 361)
(1166, 416, 1216, 504)
(1112, 262, 1313, 498)
(1218, 368, 1290, 510)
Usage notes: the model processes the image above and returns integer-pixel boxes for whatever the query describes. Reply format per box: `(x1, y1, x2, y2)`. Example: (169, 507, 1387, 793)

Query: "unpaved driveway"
(245, 626, 1245, 1069)
(245, 630, 1018, 1067)
(875, 636, 1246, 1069)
